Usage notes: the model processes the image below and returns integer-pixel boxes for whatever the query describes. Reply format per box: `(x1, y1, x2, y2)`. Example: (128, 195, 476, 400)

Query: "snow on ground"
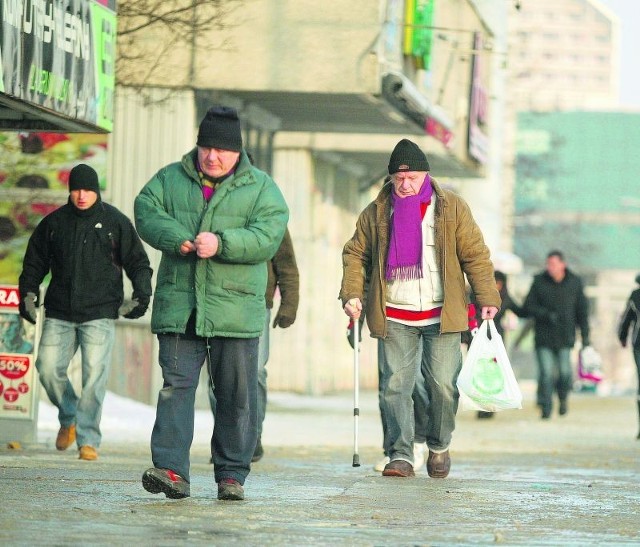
(36, 390, 362, 446)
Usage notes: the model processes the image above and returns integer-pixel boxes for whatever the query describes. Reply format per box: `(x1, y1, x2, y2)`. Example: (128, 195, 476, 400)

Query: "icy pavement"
(2, 385, 639, 546)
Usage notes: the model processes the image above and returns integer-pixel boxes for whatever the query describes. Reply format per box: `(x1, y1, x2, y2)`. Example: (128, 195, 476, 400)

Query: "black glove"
(119, 298, 149, 319)
(19, 292, 38, 324)
(346, 317, 364, 349)
(272, 309, 295, 329)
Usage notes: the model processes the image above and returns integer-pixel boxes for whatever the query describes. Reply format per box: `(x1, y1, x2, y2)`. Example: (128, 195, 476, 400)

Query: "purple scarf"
(386, 174, 433, 281)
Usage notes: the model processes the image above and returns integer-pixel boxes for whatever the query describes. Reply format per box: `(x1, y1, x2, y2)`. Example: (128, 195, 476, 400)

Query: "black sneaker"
(217, 478, 244, 501)
(142, 468, 190, 499)
(251, 437, 264, 463)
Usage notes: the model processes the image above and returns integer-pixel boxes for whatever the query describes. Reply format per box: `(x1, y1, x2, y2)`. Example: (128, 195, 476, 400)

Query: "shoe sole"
(142, 472, 190, 499)
(218, 491, 244, 501)
(218, 487, 244, 501)
(382, 469, 415, 477)
(427, 470, 450, 479)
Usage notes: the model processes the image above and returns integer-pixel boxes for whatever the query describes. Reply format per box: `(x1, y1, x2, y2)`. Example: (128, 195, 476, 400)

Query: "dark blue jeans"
(535, 346, 572, 415)
(150, 334, 258, 484)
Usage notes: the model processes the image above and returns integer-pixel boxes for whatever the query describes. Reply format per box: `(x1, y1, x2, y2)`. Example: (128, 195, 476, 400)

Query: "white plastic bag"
(456, 319, 523, 412)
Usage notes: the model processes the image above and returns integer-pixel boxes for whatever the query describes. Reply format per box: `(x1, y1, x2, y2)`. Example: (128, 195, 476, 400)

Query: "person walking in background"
(340, 138, 500, 479)
(208, 227, 299, 463)
(523, 250, 590, 420)
(617, 273, 640, 439)
(18, 164, 153, 461)
(134, 105, 288, 501)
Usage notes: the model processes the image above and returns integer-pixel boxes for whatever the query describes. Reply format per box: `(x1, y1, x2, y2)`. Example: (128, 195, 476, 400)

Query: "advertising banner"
(0, 286, 37, 419)
(0, 0, 116, 131)
(0, 130, 108, 284)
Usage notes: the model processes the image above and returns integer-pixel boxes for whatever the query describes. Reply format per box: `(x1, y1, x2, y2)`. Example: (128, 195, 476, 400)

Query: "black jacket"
(19, 197, 152, 323)
(523, 269, 590, 350)
(618, 288, 640, 350)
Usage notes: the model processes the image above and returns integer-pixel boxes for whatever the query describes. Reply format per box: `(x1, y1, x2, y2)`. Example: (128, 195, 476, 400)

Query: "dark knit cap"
(68, 164, 100, 193)
(197, 106, 243, 151)
(388, 139, 430, 174)
(635, 273, 640, 285)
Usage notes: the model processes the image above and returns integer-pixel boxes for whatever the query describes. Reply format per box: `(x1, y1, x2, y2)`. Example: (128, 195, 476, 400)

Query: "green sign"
(90, 2, 116, 132)
(404, 0, 434, 70)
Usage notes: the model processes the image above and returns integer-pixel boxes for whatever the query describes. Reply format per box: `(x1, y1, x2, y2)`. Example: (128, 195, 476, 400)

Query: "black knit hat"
(388, 139, 430, 174)
(196, 106, 243, 151)
(68, 164, 100, 193)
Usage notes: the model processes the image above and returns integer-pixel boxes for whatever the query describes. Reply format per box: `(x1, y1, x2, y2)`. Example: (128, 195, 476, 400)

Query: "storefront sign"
(0, 0, 116, 131)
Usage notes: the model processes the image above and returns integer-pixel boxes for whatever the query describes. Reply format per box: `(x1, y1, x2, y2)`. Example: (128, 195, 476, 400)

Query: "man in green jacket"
(135, 106, 289, 501)
(340, 139, 500, 479)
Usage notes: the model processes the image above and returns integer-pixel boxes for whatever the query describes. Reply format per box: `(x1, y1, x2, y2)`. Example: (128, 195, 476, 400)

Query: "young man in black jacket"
(523, 250, 590, 419)
(19, 164, 152, 460)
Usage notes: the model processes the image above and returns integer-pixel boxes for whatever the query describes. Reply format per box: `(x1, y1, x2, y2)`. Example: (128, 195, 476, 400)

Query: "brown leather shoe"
(55, 425, 76, 451)
(78, 445, 98, 461)
(427, 450, 451, 478)
(382, 459, 415, 477)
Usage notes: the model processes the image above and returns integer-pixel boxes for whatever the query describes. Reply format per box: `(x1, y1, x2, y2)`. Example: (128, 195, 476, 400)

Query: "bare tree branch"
(116, 0, 244, 93)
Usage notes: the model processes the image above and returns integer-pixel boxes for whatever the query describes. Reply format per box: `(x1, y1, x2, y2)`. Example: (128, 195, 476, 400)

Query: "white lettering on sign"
(0, 289, 21, 307)
(3, 0, 91, 60)
(0, 356, 30, 380)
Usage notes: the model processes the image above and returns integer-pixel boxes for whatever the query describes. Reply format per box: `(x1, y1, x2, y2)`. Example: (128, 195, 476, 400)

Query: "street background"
(1, 381, 639, 546)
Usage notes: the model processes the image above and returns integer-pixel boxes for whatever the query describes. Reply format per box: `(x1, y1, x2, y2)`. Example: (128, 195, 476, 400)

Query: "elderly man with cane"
(340, 138, 499, 478)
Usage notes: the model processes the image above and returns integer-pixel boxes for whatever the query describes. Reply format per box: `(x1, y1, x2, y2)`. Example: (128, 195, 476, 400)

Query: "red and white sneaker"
(142, 468, 190, 499)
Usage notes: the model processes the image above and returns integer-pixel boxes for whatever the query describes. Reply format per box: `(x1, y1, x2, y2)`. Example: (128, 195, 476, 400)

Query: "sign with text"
(0, 0, 116, 131)
(0, 286, 37, 420)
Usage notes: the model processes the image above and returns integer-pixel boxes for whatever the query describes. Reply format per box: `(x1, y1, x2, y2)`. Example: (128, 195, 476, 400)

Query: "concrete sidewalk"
(1, 387, 639, 546)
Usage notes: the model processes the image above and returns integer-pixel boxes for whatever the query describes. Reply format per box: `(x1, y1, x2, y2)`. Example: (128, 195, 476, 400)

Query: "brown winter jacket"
(266, 227, 299, 322)
(339, 179, 500, 338)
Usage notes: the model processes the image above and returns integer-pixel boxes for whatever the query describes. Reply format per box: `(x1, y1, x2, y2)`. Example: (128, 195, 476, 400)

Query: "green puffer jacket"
(134, 149, 289, 338)
(340, 179, 500, 338)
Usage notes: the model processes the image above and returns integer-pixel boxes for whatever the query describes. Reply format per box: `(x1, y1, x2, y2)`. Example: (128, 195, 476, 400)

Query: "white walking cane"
(352, 317, 361, 467)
